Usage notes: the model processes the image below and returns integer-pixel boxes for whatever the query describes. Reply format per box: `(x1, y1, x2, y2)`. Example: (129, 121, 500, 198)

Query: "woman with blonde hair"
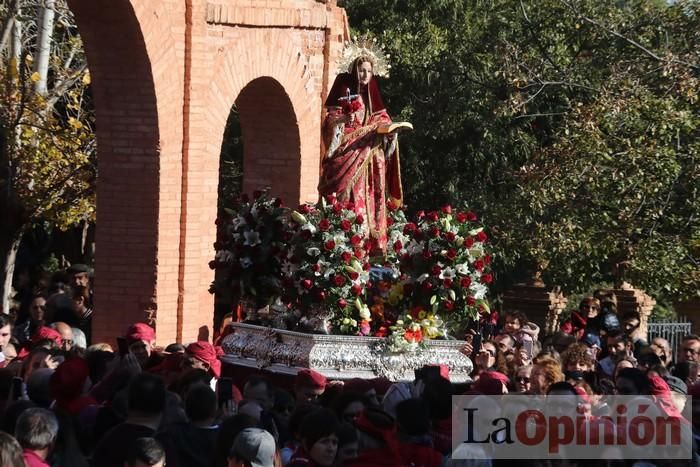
(530, 356, 565, 395)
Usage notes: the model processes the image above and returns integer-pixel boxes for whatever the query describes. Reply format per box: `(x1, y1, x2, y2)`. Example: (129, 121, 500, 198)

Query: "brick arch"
(206, 28, 321, 204)
(67, 0, 185, 344)
(62, 0, 348, 345)
(236, 77, 303, 204)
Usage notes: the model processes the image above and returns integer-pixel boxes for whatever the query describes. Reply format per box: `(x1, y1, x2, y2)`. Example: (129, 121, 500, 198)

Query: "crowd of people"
(0, 268, 699, 466)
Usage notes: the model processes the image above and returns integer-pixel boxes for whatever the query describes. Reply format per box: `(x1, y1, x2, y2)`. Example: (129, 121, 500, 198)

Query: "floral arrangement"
(281, 194, 374, 334)
(211, 191, 493, 351)
(379, 202, 493, 351)
(209, 190, 287, 310)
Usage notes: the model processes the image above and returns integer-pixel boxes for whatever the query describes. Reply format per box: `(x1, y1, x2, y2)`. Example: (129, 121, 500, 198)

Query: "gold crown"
(338, 35, 391, 78)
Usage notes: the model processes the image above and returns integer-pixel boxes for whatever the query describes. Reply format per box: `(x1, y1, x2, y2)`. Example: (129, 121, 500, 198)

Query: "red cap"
(125, 323, 156, 343)
(474, 371, 509, 395)
(296, 369, 327, 390)
(32, 326, 62, 347)
(186, 341, 222, 378)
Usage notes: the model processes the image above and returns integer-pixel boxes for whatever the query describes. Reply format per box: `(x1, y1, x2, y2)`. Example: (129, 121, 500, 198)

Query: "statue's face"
(357, 60, 372, 85)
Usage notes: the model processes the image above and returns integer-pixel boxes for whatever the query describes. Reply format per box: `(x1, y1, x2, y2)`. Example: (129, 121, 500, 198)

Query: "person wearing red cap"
(50, 357, 97, 416)
(184, 341, 222, 379)
(294, 369, 327, 404)
(31, 326, 63, 349)
(125, 323, 157, 368)
(344, 407, 402, 467)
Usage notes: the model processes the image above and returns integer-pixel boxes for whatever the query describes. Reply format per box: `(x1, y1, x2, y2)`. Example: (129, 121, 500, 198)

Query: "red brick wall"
(67, 0, 348, 346)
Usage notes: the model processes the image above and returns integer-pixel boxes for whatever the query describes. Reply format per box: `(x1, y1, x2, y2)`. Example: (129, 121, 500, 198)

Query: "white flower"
(307, 247, 321, 257)
(416, 273, 430, 283)
(243, 230, 261, 246)
(301, 223, 317, 234)
(240, 257, 253, 269)
(470, 282, 488, 300)
(359, 306, 371, 320)
(455, 263, 470, 275)
(406, 240, 423, 255)
(439, 266, 456, 280)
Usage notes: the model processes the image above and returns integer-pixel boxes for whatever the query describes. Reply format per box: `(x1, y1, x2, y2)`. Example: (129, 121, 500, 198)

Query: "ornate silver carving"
(220, 323, 473, 382)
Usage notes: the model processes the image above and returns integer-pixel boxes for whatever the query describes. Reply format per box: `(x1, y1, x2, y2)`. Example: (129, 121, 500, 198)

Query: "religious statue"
(319, 38, 411, 253)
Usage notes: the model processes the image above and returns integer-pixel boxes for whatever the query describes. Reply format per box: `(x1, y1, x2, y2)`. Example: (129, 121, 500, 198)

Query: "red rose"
(404, 328, 423, 343)
(355, 214, 364, 225)
(363, 262, 371, 271)
(325, 193, 337, 205)
(466, 211, 477, 221)
(351, 284, 362, 296)
(324, 240, 336, 251)
(375, 326, 389, 338)
(427, 211, 439, 222)
(465, 236, 474, 248)
(354, 248, 365, 259)
(312, 263, 321, 272)
(429, 227, 440, 238)
(317, 290, 327, 301)
(403, 223, 417, 234)
(393, 240, 403, 253)
(444, 232, 456, 242)
(350, 235, 362, 246)
(302, 279, 313, 290)
(476, 231, 488, 243)
(341, 220, 352, 232)
(387, 217, 394, 227)
(333, 275, 346, 286)
(444, 300, 455, 311)
(319, 219, 331, 231)
(332, 203, 343, 214)
(445, 249, 457, 261)
(298, 204, 311, 214)
(422, 281, 433, 292)
(443, 278, 453, 288)
(474, 260, 484, 271)
(341, 251, 352, 264)
(484, 254, 492, 265)
(422, 250, 432, 260)
(349, 271, 359, 281)
(481, 273, 493, 284)
(430, 265, 442, 276)
(466, 296, 476, 306)
(456, 212, 467, 223)
(337, 298, 347, 309)
(416, 211, 425, 220)
(442, 205, 452, 214)
(345, 201, 355, 211)
(460, 277, 472, 288)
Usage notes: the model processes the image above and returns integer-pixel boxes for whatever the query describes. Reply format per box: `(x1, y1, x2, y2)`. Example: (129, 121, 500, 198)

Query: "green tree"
(342, 0, 699, 300)
(0, 0, 95, 311)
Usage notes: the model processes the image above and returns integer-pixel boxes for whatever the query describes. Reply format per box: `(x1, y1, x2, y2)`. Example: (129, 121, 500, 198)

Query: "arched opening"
(237, 77, 302, 205)
(213, 77, 303, 327)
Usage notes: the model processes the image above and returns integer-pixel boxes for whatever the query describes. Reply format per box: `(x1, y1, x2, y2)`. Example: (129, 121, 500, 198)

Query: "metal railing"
(647, 316, 692, 363)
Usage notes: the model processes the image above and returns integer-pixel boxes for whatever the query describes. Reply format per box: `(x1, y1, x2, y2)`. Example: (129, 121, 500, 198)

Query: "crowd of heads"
(2, 277, 700, 466)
